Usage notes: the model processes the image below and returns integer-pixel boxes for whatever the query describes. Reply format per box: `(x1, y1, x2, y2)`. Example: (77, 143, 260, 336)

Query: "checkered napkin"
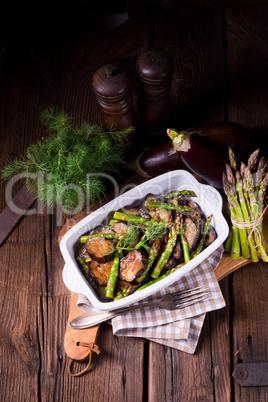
(77, 246, 225, 354)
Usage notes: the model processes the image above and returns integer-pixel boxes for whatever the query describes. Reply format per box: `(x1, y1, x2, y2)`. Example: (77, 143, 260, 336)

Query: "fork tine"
(172, 287, 210, 301)
(173, 285, 209, 295)
(177, 296, 209, 309)
(172, 293, 210, 309)
(177, 292, 210, 304)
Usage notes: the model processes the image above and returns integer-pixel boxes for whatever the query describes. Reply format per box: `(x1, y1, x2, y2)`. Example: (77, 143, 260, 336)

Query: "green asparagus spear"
(258, 172, 268, 213)
(223, 175, 251, 259)
(229, 210, 241, 260)
(80, 232, 120, 243)
(228, 147, 237, 171)
(150, 225, 177, 279)
(170, 196, 191, 263)
(113, 211, 149, 224)
(240, 162, 250, 207)
(135, 264, 185, 292)
(244, 167, 268, 261)
(255, 157, 268, 193)
(114, 286, 134, 300)
(144, 200, 193, 213)
(225, 163, 236, 187)
(105, 251, 121, 299)
(136, 237, 163, 283)
(193, 214, 212, 257)
(257, 172, 268, 247)
(76, 256, 89, 275)
(223, 182, 241, 260)
(224, 165, 244, 259)
(112, 212, 171, 231)
(180, 225, 191, 262)
(164, 190, 197, 199)
(247, 148, 260, 171)
(236, 171, 259, 262)
(240, 161, 246, 177)
(258, 156, 268, 175)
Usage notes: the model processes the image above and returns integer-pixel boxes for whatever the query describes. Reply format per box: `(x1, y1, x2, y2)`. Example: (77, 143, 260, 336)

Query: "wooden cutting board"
(58, 173, 268, 376)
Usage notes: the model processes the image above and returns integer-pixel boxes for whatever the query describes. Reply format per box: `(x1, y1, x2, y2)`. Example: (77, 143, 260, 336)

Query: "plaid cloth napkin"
(77, 246, 225, 354)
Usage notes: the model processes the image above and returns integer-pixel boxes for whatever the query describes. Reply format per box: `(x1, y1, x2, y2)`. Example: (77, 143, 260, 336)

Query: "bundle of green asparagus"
(223, 148, 268, 262)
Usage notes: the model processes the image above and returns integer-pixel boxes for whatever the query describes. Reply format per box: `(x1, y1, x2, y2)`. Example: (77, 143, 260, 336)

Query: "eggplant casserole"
(76, 190, 217, 301)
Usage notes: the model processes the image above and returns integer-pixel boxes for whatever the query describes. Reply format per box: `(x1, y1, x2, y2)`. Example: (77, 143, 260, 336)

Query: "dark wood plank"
(227, 5, 268, 147)
(0, 10, 150, 399)
(45, 13, 150, 400)
(227, 6, 268, 401)
(0, 9, 60, 400)
(153, 7, 225, 131)
(149, 7, 232, 401)
(207, 0, 268, 5)
(207, 277, 232, 400)
(128, 0, 204, 17)
(58, 13, 150, 125)
(0, 289, 43, 400)
(230, 262, 268, 399)
(148, 291, 231, 401)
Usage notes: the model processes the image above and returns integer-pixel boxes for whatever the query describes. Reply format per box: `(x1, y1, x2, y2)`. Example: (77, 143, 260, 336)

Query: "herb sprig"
(117, 221, 167, 252)
(1, 107, 134, 211)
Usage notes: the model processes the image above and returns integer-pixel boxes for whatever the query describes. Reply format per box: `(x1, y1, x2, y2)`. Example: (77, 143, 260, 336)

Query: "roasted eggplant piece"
(114, 278, 140, 295)
(88, 260, 114, 286)
(90, 224, 114, 235)
(204, 225, 217, 248)
(78, 245, 91, 261)
(111, 221, 129, 235)
(76, 255, 109, 300)
(122, 206, 140, 216)
(139, 193, 153, 219)
(187, 200, 203, 232)
(187, 201, 202, 221)
(119, 250, 148, 283)
(184, 217, 199, 251)
(85, 236, 115, 263)
(139, 193, 172, 222)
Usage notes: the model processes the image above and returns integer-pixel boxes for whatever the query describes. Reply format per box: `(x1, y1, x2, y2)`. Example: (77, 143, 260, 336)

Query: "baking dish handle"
(63, 263, 88, 295)
(199, 184, 223, 212)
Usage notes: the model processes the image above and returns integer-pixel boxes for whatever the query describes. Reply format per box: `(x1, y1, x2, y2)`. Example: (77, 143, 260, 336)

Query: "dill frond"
(1, 107, 133, 212)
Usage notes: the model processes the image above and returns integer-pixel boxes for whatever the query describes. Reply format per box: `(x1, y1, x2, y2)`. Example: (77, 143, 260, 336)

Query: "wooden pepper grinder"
(92, 63, 137, 154)
(135, 48, 174, 143)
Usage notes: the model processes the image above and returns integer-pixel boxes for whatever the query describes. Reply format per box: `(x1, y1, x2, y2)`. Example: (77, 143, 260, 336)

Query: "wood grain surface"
(152, 7, 230, 401)
(227, 7, 268, 402)
(0, 3, 268, 401)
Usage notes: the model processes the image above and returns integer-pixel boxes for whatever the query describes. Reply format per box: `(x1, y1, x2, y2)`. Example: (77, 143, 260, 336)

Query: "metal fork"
(69, 286, 210, 329)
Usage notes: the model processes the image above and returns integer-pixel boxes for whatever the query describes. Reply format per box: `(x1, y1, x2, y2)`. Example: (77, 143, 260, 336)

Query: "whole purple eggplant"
(130, 122, 250, 179)
(167, 129, 229, 189)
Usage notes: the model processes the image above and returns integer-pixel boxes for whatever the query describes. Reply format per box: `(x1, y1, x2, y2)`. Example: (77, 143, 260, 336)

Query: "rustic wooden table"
(0, 3, 267, 401)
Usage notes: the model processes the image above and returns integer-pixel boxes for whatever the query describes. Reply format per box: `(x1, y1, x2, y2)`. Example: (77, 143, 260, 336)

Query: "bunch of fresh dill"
(1, 107, 134, 211)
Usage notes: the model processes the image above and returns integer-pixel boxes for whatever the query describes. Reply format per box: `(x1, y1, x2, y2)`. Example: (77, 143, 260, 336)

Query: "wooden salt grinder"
(135, 48, 174, 143)
(92, 63, 137, 153)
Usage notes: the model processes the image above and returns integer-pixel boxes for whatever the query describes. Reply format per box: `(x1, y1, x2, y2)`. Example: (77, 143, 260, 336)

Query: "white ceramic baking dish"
(61, 170, 229, 310)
